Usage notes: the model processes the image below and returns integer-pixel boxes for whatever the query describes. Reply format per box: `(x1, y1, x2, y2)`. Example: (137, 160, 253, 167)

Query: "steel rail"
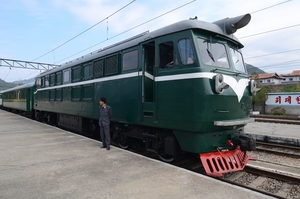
(256, 142, 300, 159)
(251, 116, 300, 125)
(220, 165, 300, 199)
(220, 177, 286, 199)
(245, 166, 300, 184)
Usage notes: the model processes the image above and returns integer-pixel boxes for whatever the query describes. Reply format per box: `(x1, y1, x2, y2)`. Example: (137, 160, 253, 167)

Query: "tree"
(283, 82, 300, 92)
(252, 86, 269, 105)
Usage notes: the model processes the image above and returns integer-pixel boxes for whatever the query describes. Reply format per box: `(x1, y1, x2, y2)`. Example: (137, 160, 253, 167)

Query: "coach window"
(159, 42, 176, 68)
(36, 78, 41, 89)
(63, 70, 70, 84)
(41, 77, 45, 88)
(19, 90, 25, 99)
(178, 38, 195, 65)
(123, 50, 138, 71)
(45, 76, 49, 87)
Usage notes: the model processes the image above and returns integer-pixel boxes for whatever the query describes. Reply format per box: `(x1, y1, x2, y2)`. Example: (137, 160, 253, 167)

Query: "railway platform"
(0, 110, 273, 199)
(245, 122, 300, 147)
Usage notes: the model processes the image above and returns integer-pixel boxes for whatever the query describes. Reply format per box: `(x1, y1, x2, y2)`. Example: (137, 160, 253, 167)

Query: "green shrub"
(270, 107, 286, 115)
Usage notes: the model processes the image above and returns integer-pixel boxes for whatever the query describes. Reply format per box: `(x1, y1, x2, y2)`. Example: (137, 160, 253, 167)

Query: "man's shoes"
(101, 145, 106, 148)
(106, 146, 110, 150)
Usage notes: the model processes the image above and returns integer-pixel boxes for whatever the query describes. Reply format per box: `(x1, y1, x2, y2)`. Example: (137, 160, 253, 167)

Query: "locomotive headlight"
(250, 80, 260, 95)
(215, 74, 229, 94)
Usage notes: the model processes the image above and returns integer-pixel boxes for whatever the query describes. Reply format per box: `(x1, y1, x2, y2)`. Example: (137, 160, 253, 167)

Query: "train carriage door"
(142, 41, 156, 118)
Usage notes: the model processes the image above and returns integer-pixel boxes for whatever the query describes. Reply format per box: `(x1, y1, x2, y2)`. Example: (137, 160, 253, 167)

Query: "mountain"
(0, 79, 17, 91)
(12, 77, 35, 85)
(246, 63, 266, 75)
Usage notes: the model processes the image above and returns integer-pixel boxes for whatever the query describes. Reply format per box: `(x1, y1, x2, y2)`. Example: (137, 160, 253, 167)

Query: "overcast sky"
(0, 0, 299, 82)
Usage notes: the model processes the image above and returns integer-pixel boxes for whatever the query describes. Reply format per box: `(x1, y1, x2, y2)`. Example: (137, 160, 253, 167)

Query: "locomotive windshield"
(229, 47, 247, 73)
(197, 38, 229, 69)
(197, 37, 247, 74)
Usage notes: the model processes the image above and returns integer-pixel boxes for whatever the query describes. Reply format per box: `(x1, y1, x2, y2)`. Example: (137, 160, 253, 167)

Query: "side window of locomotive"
(123, 50, 138, 71)
(178, 38, 195, 65)
(72, 65, 81, 82)
(105, 55, 118, 75)
(83, 62, 93, 80)
(197, 38, 229, 68)
(229, 48, 246, 73)
(63, 70, 70, 84)
(159, 41, 175, 68)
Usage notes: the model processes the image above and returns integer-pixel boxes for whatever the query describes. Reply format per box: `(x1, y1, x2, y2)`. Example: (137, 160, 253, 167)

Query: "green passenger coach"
(1, 82, 35, 116)
(33, 14, 257, 177)
(0, 91, 3, 108)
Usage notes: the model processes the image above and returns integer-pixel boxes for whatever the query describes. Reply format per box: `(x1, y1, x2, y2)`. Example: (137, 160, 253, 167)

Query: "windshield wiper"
(206, 49, 215, 62)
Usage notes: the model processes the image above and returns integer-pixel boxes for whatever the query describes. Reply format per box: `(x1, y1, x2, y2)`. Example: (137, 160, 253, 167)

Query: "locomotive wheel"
(118, 141, 129, 149)
(158, 154, 174, 163)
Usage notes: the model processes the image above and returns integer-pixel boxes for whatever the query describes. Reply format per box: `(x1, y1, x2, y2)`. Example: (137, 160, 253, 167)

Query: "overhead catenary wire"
(258, 59, 300, 68)
(3, 68, 11, 80)
(244, 48, 300, 60)
(239, 23, 300, 39)
(40, 0, 293, 66)
(250, 0, 292, 14)
(56, 0, 297, 66)
(32, 0, 135, 62)
(55, 0, 196, 64)
(240, 1, 300, 73)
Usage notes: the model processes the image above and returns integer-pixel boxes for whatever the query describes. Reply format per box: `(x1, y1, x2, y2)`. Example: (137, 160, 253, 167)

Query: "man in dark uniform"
(160, 49, 174, 68)
(99, 97, 112, 150)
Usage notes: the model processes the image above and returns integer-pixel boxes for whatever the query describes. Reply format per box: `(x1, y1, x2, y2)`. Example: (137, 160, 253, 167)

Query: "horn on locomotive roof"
(213, 13, 251, 35)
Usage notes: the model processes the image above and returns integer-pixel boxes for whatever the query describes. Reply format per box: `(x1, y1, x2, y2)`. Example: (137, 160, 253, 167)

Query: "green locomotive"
(4, 14, 258, 177)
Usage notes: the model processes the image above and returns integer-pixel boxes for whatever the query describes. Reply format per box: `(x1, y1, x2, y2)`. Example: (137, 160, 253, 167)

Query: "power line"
(3, 68, 11, 81)
(250, 0, 292, 14)
(239, 23, 300, 39)
(56, 0, 196, 64)
(244, 48, 300, 59)
(55, 0, 290, 64)
(32, 0, 135, 62)
(256, 59, 300, 69)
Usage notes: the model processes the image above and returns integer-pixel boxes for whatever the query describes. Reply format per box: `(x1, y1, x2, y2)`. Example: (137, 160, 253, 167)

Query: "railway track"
(222, 165, 300, 199)
(251, 115, 300, 125)
(255, 142, 300, 159)
(122, 142, 300, 198)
